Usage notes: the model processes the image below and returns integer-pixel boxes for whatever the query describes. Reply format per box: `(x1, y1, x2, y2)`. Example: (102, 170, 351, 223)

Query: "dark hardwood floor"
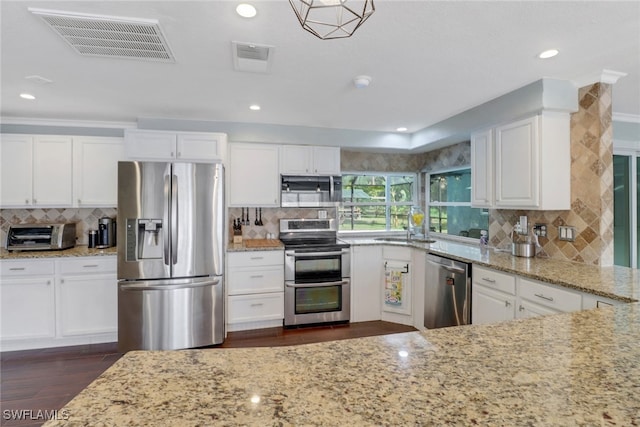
(0, 321, 416, 426)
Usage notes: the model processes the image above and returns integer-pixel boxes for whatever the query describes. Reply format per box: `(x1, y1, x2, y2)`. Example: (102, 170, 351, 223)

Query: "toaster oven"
(6, 223, 77, 251)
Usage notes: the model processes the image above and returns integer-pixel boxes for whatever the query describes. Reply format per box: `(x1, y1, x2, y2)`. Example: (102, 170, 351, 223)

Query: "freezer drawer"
(118, 277, 223, 351)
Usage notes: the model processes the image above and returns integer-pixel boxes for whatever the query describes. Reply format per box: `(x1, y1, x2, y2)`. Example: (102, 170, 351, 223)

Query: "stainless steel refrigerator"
(117, 161, 224, 351)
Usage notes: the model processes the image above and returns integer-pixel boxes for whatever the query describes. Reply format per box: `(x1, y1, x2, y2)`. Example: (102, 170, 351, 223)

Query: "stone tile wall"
(0, 208, 117, 246)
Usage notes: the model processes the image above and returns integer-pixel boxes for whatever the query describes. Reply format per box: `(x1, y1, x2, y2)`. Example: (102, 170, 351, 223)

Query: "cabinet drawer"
(473, 266, 516, 295)
(227, 250, 283, 268)
(518, 279, 582, 312)
(1, 260, 55, 277)
(58, 257, 116, 275)
(228, 293, 284, 324)
(228, 266, 284, 295)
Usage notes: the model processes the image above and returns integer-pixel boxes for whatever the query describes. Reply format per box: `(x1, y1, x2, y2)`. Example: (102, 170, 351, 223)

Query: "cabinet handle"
(83, 264, 99, 268)
(534, 293, 554, 302)
(25, 199, 30, 204)
(9, 267, 26, 271)
(78, 199, 82, 204)
(33, 199, 37, 204)
(60, 279, 64, 284)
(177, 152, 182, 158)
(505, 301, 511, 307)
(250, 275, 264, 279)
(482, 277, 496, 283)
(250, 257, 264, 260)
(519, 305, 525, 312)
(171, 151, 175, 157)
(250, 303, 264, 307)
(47, 280, 51, 286)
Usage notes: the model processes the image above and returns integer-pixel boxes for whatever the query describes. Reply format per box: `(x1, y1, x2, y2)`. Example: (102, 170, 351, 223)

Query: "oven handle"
(285, 250, 349, 257)
(285, 280, 349, 288)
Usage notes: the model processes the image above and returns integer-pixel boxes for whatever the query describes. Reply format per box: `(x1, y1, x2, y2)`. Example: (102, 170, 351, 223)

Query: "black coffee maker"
(97, 217, 116, 248)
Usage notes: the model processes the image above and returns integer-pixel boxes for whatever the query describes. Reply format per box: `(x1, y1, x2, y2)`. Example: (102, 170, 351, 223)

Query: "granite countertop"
(0, 245, 117, 260)
(227, 239, 285, 252)
(44, 302, 640, 426)
(343, 237, 640, 303)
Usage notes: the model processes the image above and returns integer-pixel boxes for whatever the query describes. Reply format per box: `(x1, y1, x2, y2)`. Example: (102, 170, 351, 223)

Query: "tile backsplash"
(0, 208, 117, 247)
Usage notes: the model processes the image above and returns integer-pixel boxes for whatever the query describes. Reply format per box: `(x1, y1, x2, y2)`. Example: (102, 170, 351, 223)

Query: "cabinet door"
(0, 277, 55, 340)
(57, 274, 117, 336)
(312, 146, 341, 174)
(125, 130, 177, 160)
(471, 284, 516, 325)
(495, 116, 539, 208)
(33, 136, 73, 207)
(470, 128, 493, 207)
(176, 132, 226, 162)
(351, 246, 382, 322)
(0, 135, 33, 207)
(280, 145, 312, 174)
(229, 143, 279, 206)
(74, 137, 125, 207)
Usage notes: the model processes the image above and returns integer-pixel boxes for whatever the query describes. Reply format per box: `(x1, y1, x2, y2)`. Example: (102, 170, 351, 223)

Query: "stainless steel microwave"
(281, 175, 342, 208)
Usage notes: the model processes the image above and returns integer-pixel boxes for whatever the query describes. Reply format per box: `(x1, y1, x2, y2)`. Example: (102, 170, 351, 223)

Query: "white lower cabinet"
(1, 260, 56, 341)
(57, 257, 117, 337)
(471, 266, 517, 325)
(472, 264, 584, 325)
(351, 245, 382, 322)
(0, 257, 117, 351)
(227, 250, 284, 332)
(381, 246, 413, 326)
(582, 293, 623, 309)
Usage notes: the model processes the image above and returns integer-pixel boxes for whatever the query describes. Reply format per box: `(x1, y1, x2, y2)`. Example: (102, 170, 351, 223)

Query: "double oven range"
(279, 219, 351, 327)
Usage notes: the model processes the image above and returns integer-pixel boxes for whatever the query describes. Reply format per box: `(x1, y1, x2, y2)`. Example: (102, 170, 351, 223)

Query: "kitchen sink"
(375, 237, 436, 244)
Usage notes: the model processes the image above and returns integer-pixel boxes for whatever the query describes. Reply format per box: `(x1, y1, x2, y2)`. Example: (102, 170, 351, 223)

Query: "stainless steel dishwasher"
(424, 253, 471, 328)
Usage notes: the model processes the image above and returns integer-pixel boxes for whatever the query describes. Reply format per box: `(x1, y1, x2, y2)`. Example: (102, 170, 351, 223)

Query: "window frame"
(425, 166, 488, 244)
(339, 171, 419, 234)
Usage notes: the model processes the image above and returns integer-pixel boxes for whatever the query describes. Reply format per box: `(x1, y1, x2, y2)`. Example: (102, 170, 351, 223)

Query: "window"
(427, 168, 488, 239)
(340, 173, 417, 232)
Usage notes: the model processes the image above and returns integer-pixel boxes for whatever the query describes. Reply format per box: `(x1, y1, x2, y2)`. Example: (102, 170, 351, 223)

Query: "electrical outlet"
(558, 225, 577, 242)
(533, 223, 547, 237)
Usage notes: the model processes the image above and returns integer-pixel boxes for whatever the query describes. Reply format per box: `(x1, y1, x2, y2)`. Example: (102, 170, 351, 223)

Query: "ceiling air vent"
(232, 41, 274, 73)
(29, 8, 175, 62)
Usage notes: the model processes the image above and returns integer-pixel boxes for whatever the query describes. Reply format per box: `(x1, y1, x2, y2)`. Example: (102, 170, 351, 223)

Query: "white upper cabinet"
(1, 135, 73, 208)
(73, 137, 125, 207)
(228, 143, 280, 207)
(125, 129, 227, 162)
(471, 112, 570, 210)
(470, 128, 493, 207)
(1, 135, 33, 207)
(280, 145, 340, 175)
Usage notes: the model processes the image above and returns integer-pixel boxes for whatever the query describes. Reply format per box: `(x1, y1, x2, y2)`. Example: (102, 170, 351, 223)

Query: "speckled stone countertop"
(44, 302, 640, 426)
(343, 237, 640, 303)
(0, 245, 117, 260)
(226, 239, 285, 252)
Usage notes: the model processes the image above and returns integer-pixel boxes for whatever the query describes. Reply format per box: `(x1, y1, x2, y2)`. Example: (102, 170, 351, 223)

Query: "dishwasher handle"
(426, 258, 466, 274)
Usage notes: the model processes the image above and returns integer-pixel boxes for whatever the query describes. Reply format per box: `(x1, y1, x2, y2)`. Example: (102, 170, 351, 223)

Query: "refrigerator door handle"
(163, 174, 171, 266)
(171, 174, 179, 265)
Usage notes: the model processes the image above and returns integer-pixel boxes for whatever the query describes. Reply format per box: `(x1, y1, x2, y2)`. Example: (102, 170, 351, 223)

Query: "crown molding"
(0, 116, 136, 129)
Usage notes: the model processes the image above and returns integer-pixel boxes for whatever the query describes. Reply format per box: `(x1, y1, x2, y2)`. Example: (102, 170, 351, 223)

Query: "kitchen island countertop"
(44, 302, 640, 426)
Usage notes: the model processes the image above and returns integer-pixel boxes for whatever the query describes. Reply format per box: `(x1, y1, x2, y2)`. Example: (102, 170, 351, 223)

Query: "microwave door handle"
(163, 175, 171, 266)
(171, 174, 178, 265)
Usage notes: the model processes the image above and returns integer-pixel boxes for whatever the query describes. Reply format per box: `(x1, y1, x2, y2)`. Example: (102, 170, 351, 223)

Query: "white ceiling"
(1, 1, 639, 139)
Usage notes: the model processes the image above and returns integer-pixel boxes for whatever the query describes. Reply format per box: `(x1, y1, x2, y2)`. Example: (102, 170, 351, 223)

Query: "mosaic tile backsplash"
(0, 208, 117, 247)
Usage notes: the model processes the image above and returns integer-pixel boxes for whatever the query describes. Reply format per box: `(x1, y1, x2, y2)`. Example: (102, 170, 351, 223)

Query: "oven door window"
(295, 285, 342, 314)
(294, 256, 341, 282)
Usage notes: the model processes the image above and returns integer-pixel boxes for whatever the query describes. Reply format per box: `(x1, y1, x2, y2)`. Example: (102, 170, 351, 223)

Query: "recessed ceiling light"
(236, 4, 257, 18)
(249, 104, 261, 111)
(538, 49, 559, 59)
(20, 93, 36, 100)
(353, 75, 372, 89)
(396, 127, 408, 132)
